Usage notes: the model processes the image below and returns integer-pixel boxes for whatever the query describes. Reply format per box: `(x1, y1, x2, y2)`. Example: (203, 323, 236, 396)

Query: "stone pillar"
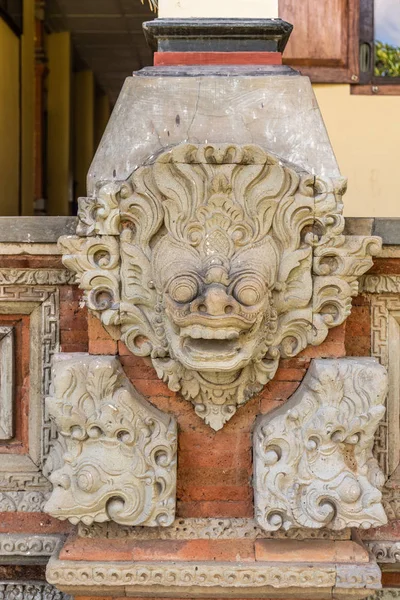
(42, 7, 388, 600)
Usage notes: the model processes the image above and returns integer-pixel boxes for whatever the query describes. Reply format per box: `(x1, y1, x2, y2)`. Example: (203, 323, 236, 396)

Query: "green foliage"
(375, 40, 400, 77)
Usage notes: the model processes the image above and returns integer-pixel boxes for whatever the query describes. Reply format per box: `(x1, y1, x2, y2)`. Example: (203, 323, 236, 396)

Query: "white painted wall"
(158, 0, 279, 18)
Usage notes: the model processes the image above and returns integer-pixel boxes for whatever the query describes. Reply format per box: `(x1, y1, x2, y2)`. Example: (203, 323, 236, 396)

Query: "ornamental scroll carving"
(254, 358, 388, 531)
(59, 143, 381, 430)
(44, 354, 177, 526)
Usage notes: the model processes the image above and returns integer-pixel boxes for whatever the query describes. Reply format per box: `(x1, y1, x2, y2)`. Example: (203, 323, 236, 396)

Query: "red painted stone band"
(154, 51, 283, 66)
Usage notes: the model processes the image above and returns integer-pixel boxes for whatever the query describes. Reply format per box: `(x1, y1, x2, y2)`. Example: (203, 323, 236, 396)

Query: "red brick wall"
(0, 253, 349, 523)
(86, 304, 346, 519)
(3, 253, 400, 594)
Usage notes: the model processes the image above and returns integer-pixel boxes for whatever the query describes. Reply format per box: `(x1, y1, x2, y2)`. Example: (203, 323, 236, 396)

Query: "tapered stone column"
(45, 6, 386, 600)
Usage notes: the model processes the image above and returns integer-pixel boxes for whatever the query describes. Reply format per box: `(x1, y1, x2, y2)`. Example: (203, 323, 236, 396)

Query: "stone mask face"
(152, 226, 278, 374)
(60, 143, 380, 430)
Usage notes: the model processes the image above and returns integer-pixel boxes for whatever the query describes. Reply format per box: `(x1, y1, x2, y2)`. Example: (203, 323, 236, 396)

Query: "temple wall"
(1, 221, 400, 598)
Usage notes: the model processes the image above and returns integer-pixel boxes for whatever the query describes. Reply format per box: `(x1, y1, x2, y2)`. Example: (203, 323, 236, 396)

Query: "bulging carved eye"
(76, 466, 102, 493)
(232, 277, 266, 306)
(169, 275, 199, 303)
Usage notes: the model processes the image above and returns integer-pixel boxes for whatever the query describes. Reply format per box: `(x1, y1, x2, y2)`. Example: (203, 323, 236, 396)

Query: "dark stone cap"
(143, 18, 293, 54)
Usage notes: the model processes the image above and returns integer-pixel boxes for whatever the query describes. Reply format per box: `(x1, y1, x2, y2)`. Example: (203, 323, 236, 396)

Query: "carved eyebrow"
(164, 270, 202, 290)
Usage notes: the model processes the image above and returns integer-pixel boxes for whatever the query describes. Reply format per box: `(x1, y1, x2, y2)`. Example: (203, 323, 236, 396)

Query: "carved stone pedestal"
(35, 17, 391, 600)
(46, 529, 380, 599)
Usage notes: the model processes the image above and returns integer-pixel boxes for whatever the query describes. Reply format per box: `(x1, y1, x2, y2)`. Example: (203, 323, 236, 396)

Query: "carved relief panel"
(60, 143, 381, 430)
(0, 325, 14, 440)
(44, 354, 177, 526)
(0, 283, 61, 511)
(254, 358, 388, 531)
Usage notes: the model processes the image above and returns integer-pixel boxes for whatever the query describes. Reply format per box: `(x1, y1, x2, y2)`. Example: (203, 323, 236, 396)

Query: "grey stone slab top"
(373, 218, 400, 246)
(0, 217, 77, 243)
(88, 72, 340, 192)
(0, 218, 398, 247)
(136, 65, 299, 77)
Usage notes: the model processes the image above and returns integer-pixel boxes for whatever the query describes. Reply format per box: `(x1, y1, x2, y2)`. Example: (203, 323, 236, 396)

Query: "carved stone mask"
(60, 143, 381, 430)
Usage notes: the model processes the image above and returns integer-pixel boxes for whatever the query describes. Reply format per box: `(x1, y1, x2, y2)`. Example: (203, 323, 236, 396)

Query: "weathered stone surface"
(46, 551, 382, 598)
(0, 534, 61, 560)
(0, 286, 59, 496)
(367, 540, 400, 564)
(373, 219, 400, 246)
(78, 517, 350, 540)
(44, 353, 177, 526)
(88, 72, 340, 192)
(254, 358, 388, 531)
(62, 142, 380, 430)
(369, 294, 400, 481)
(0, 217, 77, 243)
(367, 591, 400, 599)
(0, 583, 70, 600)
(0, 326, 14, 440)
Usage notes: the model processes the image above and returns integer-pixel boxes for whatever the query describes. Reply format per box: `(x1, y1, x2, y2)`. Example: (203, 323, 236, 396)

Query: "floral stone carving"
(254, 358, 388, 531)
(59, 143, 381, 430)
(44, 354, 177, 526)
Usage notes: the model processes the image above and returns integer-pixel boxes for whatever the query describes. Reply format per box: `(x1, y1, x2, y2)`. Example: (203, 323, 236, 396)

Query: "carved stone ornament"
(78, 517, 349, 541)
(44, 353, 177, 526)
(59, 143, 381, 430)
(254, 358, 388, 531)
(0, 583, 71, 600)
(46, 554, 381, 597)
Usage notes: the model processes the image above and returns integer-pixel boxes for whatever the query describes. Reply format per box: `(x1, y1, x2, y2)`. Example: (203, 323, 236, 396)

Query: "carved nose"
(196, 285, 237, 316)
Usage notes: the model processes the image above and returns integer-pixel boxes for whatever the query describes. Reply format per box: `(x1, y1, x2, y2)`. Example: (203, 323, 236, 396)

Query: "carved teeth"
(180, 326, 240, 340)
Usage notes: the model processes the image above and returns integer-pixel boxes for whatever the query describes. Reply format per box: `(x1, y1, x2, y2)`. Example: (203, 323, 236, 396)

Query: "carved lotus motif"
(59, 143, 381, 430)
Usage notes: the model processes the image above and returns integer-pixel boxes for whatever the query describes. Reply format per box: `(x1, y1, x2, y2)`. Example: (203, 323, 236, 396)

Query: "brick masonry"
(2, 253, 400, 596)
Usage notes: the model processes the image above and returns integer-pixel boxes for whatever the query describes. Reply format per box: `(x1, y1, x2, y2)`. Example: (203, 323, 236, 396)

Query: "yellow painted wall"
(46, 32, 71, 216)
(0, 18, 20, 216)
(21, 0, 35, 215)
(314, 84, 400, 217)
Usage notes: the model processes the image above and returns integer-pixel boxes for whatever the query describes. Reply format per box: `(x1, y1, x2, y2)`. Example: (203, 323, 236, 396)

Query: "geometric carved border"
(0, 533, 62, 562)
(46, 554, 382, 597)
(0, 284, 59, 498)
(371, 294, 400, 478)
(366, 540, 400, 565)
(77, 518, 350, 541)
(0, 325, 14, 440)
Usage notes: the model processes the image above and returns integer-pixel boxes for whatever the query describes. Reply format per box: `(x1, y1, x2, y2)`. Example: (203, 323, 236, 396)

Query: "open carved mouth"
(183, 336, 240, 359)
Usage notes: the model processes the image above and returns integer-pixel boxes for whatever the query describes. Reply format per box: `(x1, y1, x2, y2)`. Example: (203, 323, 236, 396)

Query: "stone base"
(46, 537, 381, 599)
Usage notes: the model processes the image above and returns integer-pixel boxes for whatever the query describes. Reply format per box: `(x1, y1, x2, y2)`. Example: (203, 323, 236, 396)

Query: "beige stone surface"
(158, 0, 279, 18)
(62, 143, 380, 430)
(44, 353, 177, 526)
(254, 358, 388, 531)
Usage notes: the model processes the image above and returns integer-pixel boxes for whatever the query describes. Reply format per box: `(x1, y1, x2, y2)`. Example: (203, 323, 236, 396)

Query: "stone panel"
(44, 354, 177, 526)
(0, 325, 14, 439)
(254, 358, 387, 531)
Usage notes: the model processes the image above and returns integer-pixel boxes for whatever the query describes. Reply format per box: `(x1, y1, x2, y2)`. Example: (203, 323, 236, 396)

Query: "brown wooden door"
(279, 0, 360, 83)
